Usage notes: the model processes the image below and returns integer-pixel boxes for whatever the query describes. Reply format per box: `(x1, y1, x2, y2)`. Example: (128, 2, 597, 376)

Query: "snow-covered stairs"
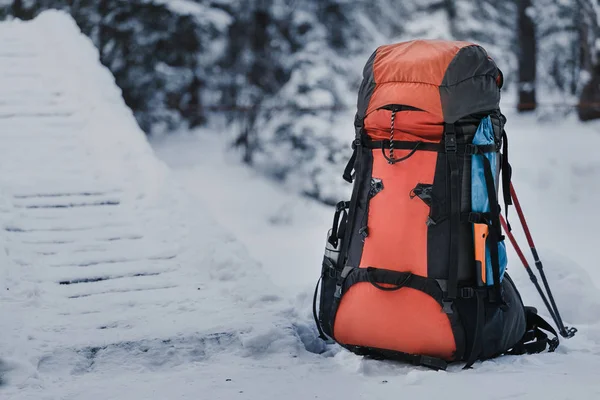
(0, 13, 289, 385)
(0, 14, 182, 320)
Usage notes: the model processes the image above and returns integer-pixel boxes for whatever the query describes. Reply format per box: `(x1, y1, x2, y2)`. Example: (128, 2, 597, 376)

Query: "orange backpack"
(314, 40, 559, 370)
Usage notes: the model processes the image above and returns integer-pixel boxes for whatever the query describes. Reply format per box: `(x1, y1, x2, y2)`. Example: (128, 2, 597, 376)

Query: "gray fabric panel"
(356, 49, 378, 123)
(440, 45, 502, 123)
(485, 274, 527, 358)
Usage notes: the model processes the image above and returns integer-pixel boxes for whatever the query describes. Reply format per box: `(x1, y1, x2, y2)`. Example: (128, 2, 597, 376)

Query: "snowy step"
(18, 233, 144, 246)
(5, 225, 147, 244)
(47, 251, 177, 268)
(11, 193, 122, 209)
(57, 273, 181, 299)
(51, 265, 177, 286)
(4, 215, 127, 232)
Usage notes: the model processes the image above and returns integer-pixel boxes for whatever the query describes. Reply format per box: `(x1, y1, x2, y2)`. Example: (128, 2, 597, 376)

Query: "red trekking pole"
(500, 183, 577, 339)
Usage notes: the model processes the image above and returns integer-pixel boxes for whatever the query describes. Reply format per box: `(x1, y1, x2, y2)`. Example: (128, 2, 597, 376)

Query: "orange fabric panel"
(334, 284, 456, 360)
(365, 108, 444, 142)
(367, 40, 473, 120)
(374, 40, 473, 86)
(360, 149, 437, 276)
(367, 82, 444, 120)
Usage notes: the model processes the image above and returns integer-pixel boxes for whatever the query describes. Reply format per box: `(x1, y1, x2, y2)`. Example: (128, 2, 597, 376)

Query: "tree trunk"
(576, 0, 600, 121)
(578, 63, 600, 121)
(444, 0, 458, 38)
(12, 0, 33, 20)
(517, 0, 536, 112)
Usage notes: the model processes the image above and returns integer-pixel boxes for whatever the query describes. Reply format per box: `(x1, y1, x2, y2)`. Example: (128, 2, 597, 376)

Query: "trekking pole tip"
(560, 326, 577, 339)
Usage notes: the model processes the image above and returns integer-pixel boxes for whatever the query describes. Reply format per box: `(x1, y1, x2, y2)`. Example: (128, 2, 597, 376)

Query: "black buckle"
(334, 284, 342, 299)
(336, 201, 348, 212)
(359, 226, 369, 241)
(465, 144, 478, 155)
(468, 212, 490, 225)
(442, 300, 454, 314)
(468, 212, 482, 223)
(445, 133, 457, 153)
(460, 287, 475, 299)
(352, 138, 361, 149)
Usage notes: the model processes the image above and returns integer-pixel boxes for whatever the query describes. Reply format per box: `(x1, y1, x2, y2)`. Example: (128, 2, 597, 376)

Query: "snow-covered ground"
(152, 101, 600, 397)
(2, 9, 600, 400)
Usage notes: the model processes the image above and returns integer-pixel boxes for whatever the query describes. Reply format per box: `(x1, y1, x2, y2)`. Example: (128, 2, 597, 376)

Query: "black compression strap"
(464, 290, 485, 369)
(364, 140, 496, 154)
(501, 129, 512, 221)
(340, 267, 444, 304)
(328, 201, 349, 246)
(446, 124, 459, 303)
(343, 145, 358, 183)
(481, 155, 502, 299)
(343, 344, 448, 371)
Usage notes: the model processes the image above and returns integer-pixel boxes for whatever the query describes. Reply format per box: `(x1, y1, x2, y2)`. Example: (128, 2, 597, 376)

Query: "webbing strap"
(328, 201, 350, 247)
(481, 154, 503, 299)
(312, 275, 328, 340)
(343, 144, 358, 183)
(344, 344, 448, 371)
(446, 124, 459, 308)
(364, 140, 496, 154)
(344, 140, 497, 183)
(507, 308, 559, 355)
(341, 267, 444, 304)
(501, 129, 512, 222)
(464, 290, 485, 369)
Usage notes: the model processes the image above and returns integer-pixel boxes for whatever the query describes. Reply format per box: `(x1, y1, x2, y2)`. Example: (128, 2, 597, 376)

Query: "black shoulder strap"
(481, 153, 503, 300)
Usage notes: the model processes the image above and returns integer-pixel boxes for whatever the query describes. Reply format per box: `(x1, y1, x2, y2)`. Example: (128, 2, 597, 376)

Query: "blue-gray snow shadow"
(0, 358, 15, 387)
(34, 322, 339, 377)
(36, 332, 242, 376)
(510, 248, 600, 326)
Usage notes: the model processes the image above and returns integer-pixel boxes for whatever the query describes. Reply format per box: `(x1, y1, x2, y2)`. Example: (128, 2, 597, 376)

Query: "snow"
(154, 0, 233, 28)
(3, 9, 600, 400)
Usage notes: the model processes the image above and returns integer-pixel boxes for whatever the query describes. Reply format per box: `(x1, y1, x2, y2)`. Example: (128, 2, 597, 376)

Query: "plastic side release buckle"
(442, 300, 454, 314)
(445, 133, 457, 153)
(334, 285, 342, 299)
